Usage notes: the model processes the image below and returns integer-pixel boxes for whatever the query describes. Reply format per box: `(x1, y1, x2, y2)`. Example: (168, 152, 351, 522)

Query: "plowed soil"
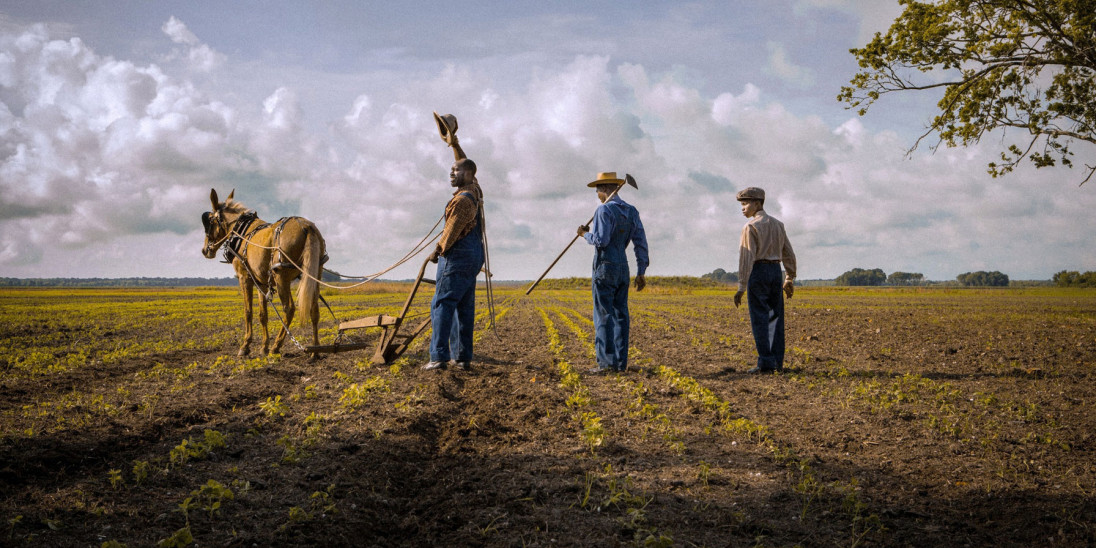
(1, 285, 1094, 547)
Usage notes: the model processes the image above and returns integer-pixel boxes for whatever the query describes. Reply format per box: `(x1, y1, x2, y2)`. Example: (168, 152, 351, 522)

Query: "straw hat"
(587, 172, 625, 188)
(433, 112, 458, 139)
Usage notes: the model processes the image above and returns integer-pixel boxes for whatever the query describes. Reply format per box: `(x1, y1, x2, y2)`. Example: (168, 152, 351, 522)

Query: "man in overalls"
(577, 172, 649, 374)
(423, 115, 484, 371)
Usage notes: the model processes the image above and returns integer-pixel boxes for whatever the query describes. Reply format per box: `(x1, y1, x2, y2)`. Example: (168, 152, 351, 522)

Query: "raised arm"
(449, 137, 467, 162)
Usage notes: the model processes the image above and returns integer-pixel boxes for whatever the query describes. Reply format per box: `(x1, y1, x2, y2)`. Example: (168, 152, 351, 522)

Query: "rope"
(213, 211, 446, 354)
(324, 213, 444, 280)
(478, 199, 501, 341)
(220, 240, 309, 353)
(234, 213, 445, 290)
(216, 198, 505, 352)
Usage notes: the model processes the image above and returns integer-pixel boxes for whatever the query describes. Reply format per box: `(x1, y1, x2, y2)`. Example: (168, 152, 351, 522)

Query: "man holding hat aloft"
(733, 187, 797, 374)
(423, 113, 484, 372)
(577, 172, 649, 374)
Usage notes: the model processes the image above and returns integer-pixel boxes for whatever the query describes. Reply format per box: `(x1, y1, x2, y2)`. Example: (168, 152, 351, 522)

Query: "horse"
(201, 188, 326, 359)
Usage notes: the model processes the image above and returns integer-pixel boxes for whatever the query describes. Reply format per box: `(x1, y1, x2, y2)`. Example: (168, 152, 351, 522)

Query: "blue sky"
(1, 1, 1093, 281)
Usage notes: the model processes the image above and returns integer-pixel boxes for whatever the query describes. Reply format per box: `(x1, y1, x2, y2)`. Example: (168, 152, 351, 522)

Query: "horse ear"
(210, 188, 219, 210)
(227, 189, 235, 201)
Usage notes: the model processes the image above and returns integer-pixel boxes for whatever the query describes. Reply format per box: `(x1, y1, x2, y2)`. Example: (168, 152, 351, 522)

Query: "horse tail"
(296, 223, 323, 324)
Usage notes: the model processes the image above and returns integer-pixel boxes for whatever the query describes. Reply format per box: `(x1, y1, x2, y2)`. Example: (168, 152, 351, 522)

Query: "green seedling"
(8, 515, 21, 540)
(192, 479, 234, 518)
(108, 469, 123, 490)
(169, 430, 227, 468)
(259, 395, 289, 417)
(156, 526, 193, 548)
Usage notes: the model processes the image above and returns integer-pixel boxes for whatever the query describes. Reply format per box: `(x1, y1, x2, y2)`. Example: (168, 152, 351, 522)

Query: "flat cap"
(735, 187, 765, 201)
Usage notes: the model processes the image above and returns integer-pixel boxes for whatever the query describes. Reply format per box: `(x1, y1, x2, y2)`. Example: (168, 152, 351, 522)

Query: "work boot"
(746, 366, 775, 375)
(454, 361, 472, 371)
(422, 361, 447, 371)
(586, 366, 613, 375)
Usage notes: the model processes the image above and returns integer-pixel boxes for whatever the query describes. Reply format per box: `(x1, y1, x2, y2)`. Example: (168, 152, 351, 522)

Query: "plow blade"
(305, 256, 436, 363)
(304, 341, 374, 354)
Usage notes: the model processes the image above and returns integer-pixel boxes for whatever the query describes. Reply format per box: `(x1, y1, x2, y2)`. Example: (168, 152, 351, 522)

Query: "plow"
(304, 255, 437, 365)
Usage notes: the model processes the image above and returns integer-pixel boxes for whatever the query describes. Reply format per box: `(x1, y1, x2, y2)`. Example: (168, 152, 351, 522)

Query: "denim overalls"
(588, 200, 642, 371)
(429, 192, 484, 363)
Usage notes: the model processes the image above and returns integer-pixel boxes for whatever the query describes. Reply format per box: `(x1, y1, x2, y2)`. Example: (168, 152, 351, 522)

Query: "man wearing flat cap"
(577, 172, 649, 374)
(423, 113, 485, 372)
(734, 186, 796, 374)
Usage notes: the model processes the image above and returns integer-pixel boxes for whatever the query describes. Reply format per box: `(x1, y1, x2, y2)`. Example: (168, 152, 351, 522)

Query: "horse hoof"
(237, 348, 250, 357)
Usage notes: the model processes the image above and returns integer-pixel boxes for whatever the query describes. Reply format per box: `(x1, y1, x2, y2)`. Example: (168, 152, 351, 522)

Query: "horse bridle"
(202, 208, 234, 257)
(204, 208, 264, 266)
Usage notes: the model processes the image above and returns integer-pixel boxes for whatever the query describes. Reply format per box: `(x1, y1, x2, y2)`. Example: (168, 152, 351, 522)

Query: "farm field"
(1, 284, 1094, 547)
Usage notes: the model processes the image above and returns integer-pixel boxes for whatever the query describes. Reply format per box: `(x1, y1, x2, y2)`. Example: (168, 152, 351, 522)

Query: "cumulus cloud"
(162, 16, 224, 72)
(0, 20, 260, 256)
(765, 41, 814, 88)
(0, 13, 1093, 281)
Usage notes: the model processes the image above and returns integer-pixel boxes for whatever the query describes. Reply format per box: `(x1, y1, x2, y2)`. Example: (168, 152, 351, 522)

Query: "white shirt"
(737, 210, 796, 291)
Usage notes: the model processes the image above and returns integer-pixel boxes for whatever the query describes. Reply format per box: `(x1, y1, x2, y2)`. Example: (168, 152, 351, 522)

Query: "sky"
(0, 0, 1093, 282)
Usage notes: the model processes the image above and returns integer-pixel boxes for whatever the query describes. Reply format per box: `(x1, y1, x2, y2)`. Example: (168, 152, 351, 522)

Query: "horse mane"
(222, 198, 252, 216)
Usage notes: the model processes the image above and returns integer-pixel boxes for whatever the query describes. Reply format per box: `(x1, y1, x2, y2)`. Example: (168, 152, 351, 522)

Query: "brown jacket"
(437, 182, 482, 256)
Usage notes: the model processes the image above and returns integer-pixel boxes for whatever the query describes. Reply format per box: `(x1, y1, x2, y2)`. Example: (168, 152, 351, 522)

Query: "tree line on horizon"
(0, 271, 347, 288)
(0, 268, 1075, 288)
(702, 267, 1018, 287)
(1053, 271, 1096, 288)
(833, 268, 1011, 287)
(0, 277, 239, 287)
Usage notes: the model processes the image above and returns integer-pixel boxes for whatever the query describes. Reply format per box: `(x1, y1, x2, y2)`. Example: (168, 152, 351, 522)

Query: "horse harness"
(204, 205, 335, 354)
(221, 211, 265, 264)
(221, 213, 319, 269)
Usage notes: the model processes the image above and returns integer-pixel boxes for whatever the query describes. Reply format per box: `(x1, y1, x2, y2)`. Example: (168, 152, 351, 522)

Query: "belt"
(755, 259, 781, 264)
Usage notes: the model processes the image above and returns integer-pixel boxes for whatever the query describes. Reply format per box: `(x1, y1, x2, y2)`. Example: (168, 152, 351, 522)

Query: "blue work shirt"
(583, 195, 649, 275)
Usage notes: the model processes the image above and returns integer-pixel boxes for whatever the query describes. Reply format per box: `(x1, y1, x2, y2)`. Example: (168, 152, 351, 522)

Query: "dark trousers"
(592, 262, 630, 371)
(747, 262, 785, 371)
(430, 254, 480, 363)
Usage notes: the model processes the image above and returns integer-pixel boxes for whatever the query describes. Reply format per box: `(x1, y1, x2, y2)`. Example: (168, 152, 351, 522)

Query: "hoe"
(525, 173, 638, 295)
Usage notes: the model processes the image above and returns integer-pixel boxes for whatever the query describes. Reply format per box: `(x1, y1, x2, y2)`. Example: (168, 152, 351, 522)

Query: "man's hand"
(634, 274, 646, 292)
(428, 247, 441, 264)
(783, 280, 794, 299)
(734, 290, 744, 308)
(443, 131, 458, 148)
(576, 224, 589, 237)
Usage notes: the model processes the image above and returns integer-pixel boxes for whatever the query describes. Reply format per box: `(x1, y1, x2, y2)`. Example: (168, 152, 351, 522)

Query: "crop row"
(541, 298, 888, 543)
(535, 304, 676, 544)
(633, 295, 1083, 494)
(537, 307, 605, 451)
(617, 301, 889, 543)
(2, 286, 508, 444)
